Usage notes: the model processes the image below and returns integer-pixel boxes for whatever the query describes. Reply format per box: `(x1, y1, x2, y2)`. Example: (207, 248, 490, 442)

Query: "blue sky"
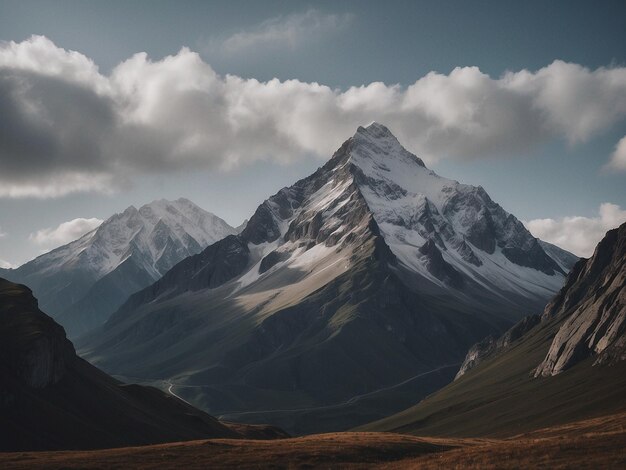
(0, 0, 625, 265)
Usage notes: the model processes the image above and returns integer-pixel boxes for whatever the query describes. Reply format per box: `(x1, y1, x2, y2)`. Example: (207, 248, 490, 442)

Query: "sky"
(0, 0, 625, 266)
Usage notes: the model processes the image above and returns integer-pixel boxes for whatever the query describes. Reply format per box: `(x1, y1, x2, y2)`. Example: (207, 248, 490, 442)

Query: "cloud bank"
(525, 203, 626, 257)
(29, 217, 103, 251)
(1, 35, 626, 198)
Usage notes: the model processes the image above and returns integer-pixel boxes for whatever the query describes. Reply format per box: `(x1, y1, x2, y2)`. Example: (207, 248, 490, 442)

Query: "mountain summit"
(3, 198, 236, 338)
(80, 123, 577, 434)
(349, 123, 567, 280)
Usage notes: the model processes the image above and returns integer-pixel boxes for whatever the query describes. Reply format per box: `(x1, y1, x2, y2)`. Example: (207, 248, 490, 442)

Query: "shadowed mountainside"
(0, 277, 285, 452)
(360, 223, 626, 437)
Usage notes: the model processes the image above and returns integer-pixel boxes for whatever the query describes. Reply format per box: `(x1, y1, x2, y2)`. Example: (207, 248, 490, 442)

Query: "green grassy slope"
(359, 315, 626, 437)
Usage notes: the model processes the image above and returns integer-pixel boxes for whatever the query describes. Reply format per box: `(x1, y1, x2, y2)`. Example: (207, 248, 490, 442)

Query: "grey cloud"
(0, 68, 119, 196)
(0, 70, 117, 172)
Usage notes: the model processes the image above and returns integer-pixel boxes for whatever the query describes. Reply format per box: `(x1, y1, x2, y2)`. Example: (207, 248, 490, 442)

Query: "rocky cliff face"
(0, 279, 74, 395)
(455, 223, 625, 380)
(455, 314, 541, 379)
(534, 222, 626, 376)
(0, 276, 286, 451)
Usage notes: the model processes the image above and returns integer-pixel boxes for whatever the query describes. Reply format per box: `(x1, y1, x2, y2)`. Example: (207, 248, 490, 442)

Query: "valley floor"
(2, 412, 625, 469)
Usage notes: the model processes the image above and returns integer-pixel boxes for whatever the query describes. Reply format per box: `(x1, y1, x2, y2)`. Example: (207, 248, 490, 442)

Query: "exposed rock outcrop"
(0, 279, 73, 392)
(362, 223, 625, 438)
(455, 314, 541, 379)
(0, 277, 286, 451)
(535, 222, 626, 377)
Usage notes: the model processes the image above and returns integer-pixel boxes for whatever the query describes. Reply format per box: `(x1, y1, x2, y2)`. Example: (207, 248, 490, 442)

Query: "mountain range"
(2, 122, 624, 469)
(76, 123, 578, 434)
(0, 198, 237, 338)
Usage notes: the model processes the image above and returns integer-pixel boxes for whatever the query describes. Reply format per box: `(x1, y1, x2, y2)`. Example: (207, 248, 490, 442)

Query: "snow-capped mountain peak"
(4, 198, 237, 337)
(78, 198, 237, 279)
(352, 122, 426, 169)
(342, 123, 567, 295)
(235, 123, 571, 306)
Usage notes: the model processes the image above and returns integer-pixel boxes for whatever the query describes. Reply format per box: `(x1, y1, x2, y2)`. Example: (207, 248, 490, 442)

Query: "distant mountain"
(538, 240, 580, 273)
(0, 277, 285, 452)
(2, 198, 236, 338)
(361, 222, 626, 437)
(235, 219, 249, 233)
(454, 313, 541, 379)
(79, 123, 577, 435)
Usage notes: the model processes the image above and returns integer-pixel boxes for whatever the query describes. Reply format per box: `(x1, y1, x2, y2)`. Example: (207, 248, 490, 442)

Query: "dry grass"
(385, 422, 626, 469)
(2, 413, 625, 469)
(0, 433, 462, 469)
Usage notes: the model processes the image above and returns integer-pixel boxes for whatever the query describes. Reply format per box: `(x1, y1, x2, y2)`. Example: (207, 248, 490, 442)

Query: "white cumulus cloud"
(525, 203, 626, 257)
(606, 135, 626, 171)
(1, 36, 626, 198)
(29, 217, 103, 251)
(0, 258, 13, 269)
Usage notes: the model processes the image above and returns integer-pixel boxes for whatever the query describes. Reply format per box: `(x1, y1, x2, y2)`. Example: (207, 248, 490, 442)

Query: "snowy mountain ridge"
(4, 198, 236, 337)
(349, 123, 566, 296)
(29, 198, 236, 280)
(234, 122, 571, 302)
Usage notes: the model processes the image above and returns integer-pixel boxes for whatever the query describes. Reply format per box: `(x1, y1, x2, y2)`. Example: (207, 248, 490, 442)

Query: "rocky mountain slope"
(0, 277, 285, 452)
(361, 222, 626, 437)
(2, 198, 236, 338)
(79, 123, 576, 435)
(535, 222, 626, 375)
(454, 313, 541, 379)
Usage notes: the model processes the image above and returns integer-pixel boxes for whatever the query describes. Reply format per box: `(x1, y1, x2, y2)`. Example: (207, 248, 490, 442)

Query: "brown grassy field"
(383, 412, 626, 469)
(2, 412, 625, 469)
